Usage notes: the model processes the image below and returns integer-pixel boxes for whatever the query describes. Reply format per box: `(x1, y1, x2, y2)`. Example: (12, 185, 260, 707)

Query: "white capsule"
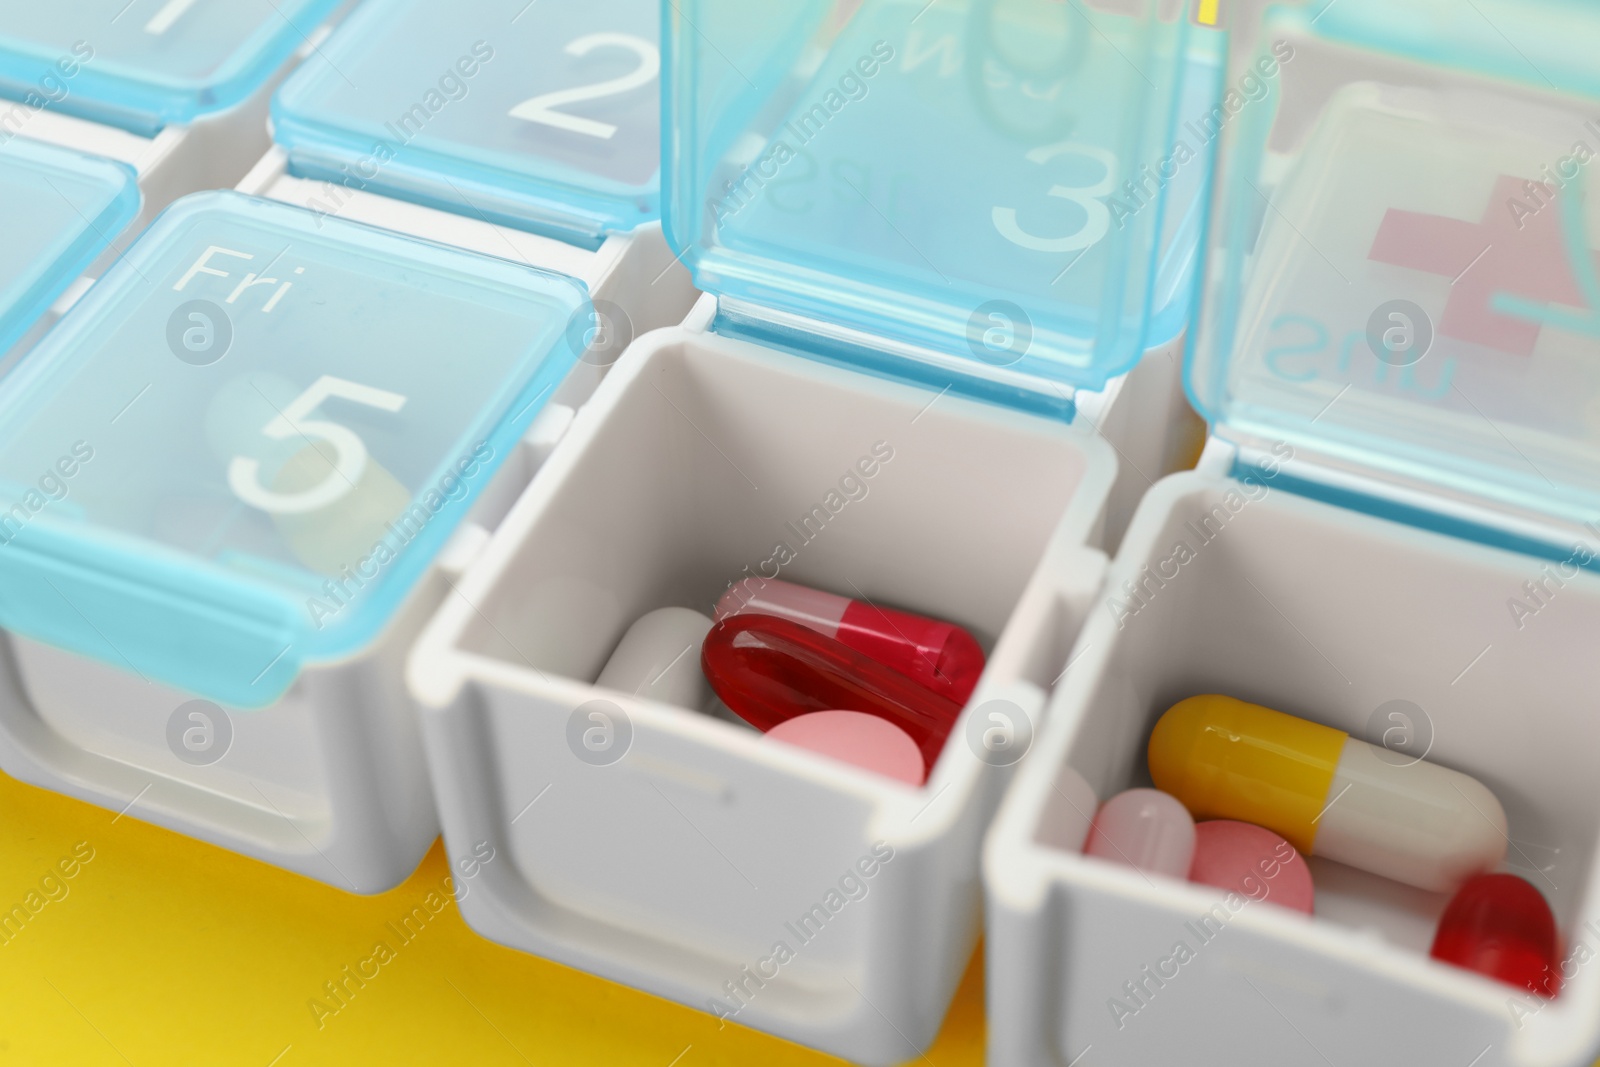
(1316, 737, 1508, 893)
(597, 607, 714, 710)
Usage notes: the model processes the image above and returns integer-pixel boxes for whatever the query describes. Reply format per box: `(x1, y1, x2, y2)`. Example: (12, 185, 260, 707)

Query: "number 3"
(993, 141, 1117, 253)
(229, 376, 407, 515)
(508, 33, 659, 140)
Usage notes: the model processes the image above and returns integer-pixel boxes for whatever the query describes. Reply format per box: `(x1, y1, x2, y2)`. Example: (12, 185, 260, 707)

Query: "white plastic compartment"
(0, 191, 589, 894)
(406, 309, 1118, 1064)
(985, 467, 1600, 1067)
(984, 1, 1600, 1061)
(0, 437, 556, 892)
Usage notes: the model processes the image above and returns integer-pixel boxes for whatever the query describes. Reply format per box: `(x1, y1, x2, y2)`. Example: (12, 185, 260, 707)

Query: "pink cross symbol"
(1367, 174, 1600, 356)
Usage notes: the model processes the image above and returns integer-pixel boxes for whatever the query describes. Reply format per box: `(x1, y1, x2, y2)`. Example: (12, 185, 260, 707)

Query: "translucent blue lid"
(1188, 1, 1600, 528)
(663, 0, 1222, 416)
(0, 190, 586, 708)
(0, 0, 343, 136)
(0, 137, 139, 356)
(273, 0, 661, 248)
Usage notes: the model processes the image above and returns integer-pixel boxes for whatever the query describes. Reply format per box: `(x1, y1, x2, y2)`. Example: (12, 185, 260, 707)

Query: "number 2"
(992, 141, 1117, 254)
(508, 33, 659, 140)
(229, 376, 407, 515)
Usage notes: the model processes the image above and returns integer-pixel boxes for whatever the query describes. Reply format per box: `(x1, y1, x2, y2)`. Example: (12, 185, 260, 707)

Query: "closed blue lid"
(1188, 0, 1600, 528)
(273, 0, 661, 248)
(0, 0, 343, 136)
(0, 137, 139, 356)
(0, 190, 587, 707)
(663, 0, 1222, 416)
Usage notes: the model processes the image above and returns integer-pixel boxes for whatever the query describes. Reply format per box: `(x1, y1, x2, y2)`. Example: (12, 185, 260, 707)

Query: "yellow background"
(0, 769, 983, 1066)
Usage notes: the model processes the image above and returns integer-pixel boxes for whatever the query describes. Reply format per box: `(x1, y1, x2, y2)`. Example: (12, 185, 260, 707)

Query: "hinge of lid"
(1221, 434, 1600, 575)
(710, 296, 1077, 423)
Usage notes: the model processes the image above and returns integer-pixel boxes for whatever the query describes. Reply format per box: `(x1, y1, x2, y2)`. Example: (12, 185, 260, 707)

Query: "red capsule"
(701, 614, 963, 768)
(715, 578, 984, 703)
(1430, 873, 1561, 996)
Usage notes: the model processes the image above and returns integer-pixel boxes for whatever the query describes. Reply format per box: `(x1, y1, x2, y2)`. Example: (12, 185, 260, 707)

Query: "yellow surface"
(0, 769, 985, 1066)
(1195, 0, 1220, 25)
(1149, 694, 1346, 855)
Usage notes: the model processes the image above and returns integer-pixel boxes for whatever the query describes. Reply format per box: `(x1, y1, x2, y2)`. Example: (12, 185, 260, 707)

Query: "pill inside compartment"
(457, 336, 1101, 756)
(1035, 475, 1600, 1007)
(428, 331, 1111, 974)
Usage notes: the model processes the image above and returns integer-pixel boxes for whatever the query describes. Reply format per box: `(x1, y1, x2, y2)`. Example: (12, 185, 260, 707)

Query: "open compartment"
(408, 0, 1221, 1059)
(988, 471, 1600, 1066)
(989, 0, 1600, 1062)
(406, 320, 1115, 1064)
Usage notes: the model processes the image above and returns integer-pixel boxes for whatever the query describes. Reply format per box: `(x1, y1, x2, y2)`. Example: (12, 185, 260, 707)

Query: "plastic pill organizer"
(0, 136, 139, 358)
(256, 0, 698, 385)
(406, 1, 1215, 1062)
(988, 2, 1600, 1066)
(0, 189, 588, 893)
(0, 2, 344, 240)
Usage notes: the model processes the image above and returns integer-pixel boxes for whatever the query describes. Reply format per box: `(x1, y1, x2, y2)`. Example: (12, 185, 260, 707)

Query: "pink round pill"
(1084, 788, 1196, 878)
(1189, 820, 1314, 914)
(765, 710, 926, 785)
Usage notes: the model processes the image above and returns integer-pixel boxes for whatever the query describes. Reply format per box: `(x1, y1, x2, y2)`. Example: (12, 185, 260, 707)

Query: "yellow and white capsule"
(1148, 695, 1506, 893)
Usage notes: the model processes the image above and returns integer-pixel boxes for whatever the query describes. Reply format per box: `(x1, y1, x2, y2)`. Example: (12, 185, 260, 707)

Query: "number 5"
(229, 376, 407, 515)
(993, 141, 1117, 253)
(509, 33, 659, 140)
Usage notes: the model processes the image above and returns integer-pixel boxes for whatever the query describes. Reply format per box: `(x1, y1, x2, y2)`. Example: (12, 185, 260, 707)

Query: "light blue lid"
(273, 0, 661, 248)
(0, 190, 587, 708)
(0, 137, 139, 356)
(663, 0, 1222, 417)
(0, 0, 343, 136)
(1188, 0, 1600, 528)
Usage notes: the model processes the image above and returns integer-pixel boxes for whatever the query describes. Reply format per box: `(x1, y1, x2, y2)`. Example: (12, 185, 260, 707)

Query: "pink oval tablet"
(1189, 820, 1314, 914)
(1084, 789, 1195, 878)
(765, 710, 926, 785)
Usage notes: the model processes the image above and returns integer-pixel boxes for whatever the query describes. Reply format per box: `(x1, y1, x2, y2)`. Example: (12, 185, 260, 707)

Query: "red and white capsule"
(715, 578, 984, 702)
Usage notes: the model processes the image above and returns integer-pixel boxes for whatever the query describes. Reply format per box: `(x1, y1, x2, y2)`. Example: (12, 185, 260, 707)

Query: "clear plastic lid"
(273, 0, 662, 248)
(0, 0, 342, 135)
(0, 137, 139, 356)
(0, 191, 587, 707)
(1189, 1, 1600, 528)
(663, 0, 1221, 413)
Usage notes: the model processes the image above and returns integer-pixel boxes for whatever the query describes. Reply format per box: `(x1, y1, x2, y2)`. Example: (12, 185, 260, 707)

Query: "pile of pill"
(595, 578, 985, 784)
(1078, 693, 1560, 995)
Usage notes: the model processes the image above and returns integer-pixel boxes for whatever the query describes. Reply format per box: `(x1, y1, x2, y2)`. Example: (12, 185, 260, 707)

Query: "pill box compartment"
(0, 136, 140, 359)
(0, 191, 587, 894)
(406, 320, 1116, 1064)
(985, 471, 1600, 1067)
(272, 0, 662, 248)
(982, 1, 1600, 1060)
(408, 0, 1215, 1058)
(0, 0, 344, 135)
